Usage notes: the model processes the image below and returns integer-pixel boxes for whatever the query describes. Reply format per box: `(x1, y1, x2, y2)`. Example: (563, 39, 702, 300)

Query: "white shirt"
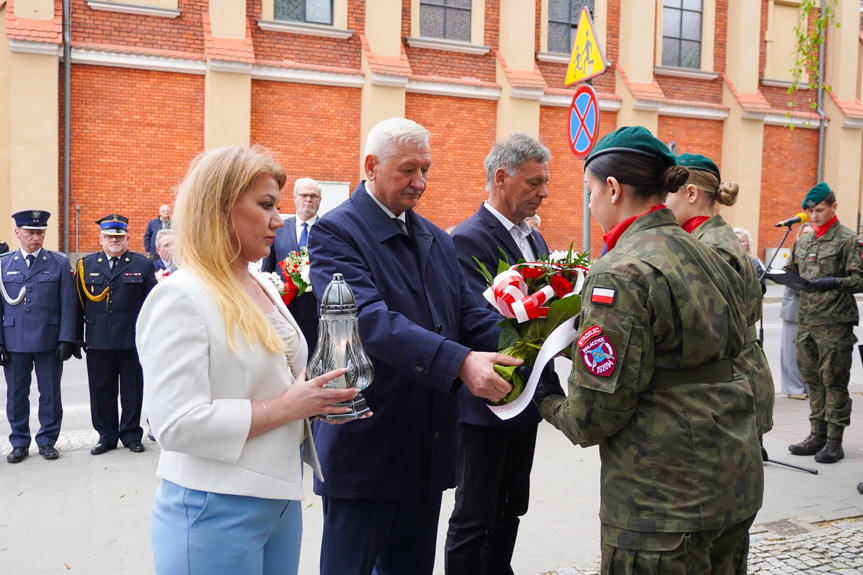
(482, 202, 537, 261)
(295, 215, 318, 245)
(19, 247, 42, 266)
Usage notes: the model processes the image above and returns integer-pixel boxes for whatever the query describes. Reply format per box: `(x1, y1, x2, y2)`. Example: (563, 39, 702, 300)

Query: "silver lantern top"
(319, 273, 357, 316)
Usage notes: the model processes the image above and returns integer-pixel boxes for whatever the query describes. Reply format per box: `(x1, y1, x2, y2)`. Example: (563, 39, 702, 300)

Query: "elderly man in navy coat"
(261, 177, 322, 349)
(143, 204, 171, 259)
(309, 118, 521, 575)
(77, 214, 156, 455)
(0, 210, 78, 463)
(447, 132, 562, 574)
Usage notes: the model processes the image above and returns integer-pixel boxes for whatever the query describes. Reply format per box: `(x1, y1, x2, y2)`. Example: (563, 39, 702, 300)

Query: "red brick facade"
(18, 0, 838, 256)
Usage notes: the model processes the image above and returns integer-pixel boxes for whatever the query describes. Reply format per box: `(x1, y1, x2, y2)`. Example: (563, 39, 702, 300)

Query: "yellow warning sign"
(565, 7, 607, 86)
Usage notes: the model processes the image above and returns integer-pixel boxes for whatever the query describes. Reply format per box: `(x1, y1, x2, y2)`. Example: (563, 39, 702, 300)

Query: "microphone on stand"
(774, 213, 809, 227)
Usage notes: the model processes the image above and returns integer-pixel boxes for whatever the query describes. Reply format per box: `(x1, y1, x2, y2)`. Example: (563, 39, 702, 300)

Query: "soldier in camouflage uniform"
(536, 127, 763, 574)
(786, 182, 863, 463)
(665, 153, 775, 437)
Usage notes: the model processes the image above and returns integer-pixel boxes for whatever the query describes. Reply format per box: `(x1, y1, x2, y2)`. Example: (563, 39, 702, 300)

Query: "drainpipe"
(815, 1, 826, 183)
(62, 0, 71, 253)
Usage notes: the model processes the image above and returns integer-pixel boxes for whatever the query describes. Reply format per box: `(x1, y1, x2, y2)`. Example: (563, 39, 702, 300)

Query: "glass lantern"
(307, 273, 374, 420)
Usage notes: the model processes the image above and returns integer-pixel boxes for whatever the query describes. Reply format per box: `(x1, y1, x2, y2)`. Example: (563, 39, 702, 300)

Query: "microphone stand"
(758, 223, 818, 475)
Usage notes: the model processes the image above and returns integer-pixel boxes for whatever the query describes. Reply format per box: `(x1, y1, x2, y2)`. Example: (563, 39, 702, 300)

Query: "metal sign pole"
(583, 180, 590, 253)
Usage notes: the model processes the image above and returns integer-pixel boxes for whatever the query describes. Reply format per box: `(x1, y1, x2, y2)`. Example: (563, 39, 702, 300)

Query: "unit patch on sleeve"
(590, 287, 616, 306)
(580, 334, 617, 377)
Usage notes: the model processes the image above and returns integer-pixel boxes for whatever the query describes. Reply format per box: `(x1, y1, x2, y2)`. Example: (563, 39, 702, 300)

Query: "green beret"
(585, 126, 677, 169)
(802, 182, 832, 209)
(677, 153, 720, 181)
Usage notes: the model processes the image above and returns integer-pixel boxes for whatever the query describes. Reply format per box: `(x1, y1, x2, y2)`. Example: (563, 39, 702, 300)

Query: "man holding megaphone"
(784, 183, 863, 465)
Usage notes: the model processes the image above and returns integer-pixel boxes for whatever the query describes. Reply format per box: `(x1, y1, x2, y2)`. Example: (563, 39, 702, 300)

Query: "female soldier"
(535, 127, 763, 573)
(664, 153, 775, 439)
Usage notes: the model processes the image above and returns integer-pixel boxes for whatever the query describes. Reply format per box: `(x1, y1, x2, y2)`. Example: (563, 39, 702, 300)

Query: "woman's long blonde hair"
(173, 145, 287, 353)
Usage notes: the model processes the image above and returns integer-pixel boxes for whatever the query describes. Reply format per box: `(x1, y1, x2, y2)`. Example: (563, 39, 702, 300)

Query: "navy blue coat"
(308, 183, 502, 499)
(0, 249, 77, 352)
(450, 205, 552, 427)
(261, 218, 319, 348)
(77, 250, 156, 350)
(143, 217, 170, 257)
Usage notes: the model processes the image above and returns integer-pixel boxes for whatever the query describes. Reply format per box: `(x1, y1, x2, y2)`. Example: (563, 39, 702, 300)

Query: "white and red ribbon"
(483, 263, 586, 323)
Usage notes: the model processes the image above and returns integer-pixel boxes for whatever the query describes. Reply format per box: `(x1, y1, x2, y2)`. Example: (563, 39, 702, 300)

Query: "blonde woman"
(136, 145, 366, 574)
(664, 154, 775, 439)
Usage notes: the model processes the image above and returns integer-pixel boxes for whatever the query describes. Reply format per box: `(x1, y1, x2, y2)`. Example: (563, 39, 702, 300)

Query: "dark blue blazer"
(308, 183, 501, 499)
(76, 250, 156, 350)
(261, 217, 319, 349)
(143, 217, 169, 257)
(0, 249, 77, 352)
(450, 205, 554, 427)
(151, 259, 174, 274)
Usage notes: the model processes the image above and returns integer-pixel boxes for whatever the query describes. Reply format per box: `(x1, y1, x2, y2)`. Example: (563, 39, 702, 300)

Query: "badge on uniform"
(590, 287, 616, 306)
(808, 254, 817, 263)
(6, 271, 18, 275)
(580, 334, 617, 377)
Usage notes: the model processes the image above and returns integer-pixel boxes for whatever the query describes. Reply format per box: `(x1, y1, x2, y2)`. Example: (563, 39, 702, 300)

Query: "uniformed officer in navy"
(0, 210, 78, 463)
(77, 214, 156, 455)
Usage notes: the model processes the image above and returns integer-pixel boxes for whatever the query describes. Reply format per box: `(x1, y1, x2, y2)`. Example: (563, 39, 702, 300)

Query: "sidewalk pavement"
(1, 386, 862, 575)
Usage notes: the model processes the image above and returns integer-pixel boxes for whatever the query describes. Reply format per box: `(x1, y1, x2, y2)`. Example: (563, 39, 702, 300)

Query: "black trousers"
(320, 493, 442, 575)
(86, 348, 144, 446)
(445, 422, 539, 575)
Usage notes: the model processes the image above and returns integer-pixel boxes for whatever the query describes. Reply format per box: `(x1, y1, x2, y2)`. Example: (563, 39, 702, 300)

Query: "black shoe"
(6, 446, 28, 463)
(814, 438, 844, 464)
(90, 442, 117, 455)
(148, 430, 155, 442)
(38, 445, 59, 460)
(857, 482, 863, 495)
(127, 441, 145, 453)
(788, 434, 826, 456)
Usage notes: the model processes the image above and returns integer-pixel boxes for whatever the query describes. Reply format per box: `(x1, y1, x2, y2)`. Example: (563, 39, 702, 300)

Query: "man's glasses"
(296, 194, 321, 200)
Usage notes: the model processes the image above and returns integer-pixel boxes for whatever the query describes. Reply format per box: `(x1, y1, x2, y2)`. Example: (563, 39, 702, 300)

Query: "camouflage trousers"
(599, 515, 755, 575)
(796, 323, 856, 439)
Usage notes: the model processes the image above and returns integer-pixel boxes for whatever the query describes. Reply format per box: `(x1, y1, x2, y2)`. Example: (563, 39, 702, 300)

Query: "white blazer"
(136, 268, 322, 501)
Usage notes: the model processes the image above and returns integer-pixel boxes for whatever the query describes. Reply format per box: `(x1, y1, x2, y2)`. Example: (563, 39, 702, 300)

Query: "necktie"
(109, 257, 118, 271)
(25, 254, 35, 268)
(393, 218, 409, 237)
(299, 222, 308, 250)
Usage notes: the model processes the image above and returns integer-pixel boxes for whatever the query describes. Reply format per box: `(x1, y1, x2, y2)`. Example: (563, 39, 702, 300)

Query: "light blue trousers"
(151, 479, 302, 575)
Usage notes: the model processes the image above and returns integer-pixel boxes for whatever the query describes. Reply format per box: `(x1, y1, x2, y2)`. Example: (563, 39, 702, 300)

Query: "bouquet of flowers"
(258, 271, 295, 306)
(277, 247, 312, 306)
(154, 269, 171, 283)
(475, 245, 590, 407)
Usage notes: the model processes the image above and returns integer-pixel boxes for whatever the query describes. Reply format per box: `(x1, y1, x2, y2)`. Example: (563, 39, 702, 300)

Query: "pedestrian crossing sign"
(565, 7, 608, 86)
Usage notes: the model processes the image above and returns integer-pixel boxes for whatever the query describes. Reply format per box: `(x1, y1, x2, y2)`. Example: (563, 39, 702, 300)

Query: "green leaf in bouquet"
(499, 322, 520, 349)
(521, 317, 546, 343)
(293, 278, 309, 294)
(496, 258, 511, 275)
(544, 296, 581, 338)
(471, 256, 495, 287)
(492, 363, 529, 406)
(493, 363, 518, 381)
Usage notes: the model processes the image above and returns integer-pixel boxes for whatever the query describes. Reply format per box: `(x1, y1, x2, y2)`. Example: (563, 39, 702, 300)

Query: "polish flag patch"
(591, 287, 616, 306)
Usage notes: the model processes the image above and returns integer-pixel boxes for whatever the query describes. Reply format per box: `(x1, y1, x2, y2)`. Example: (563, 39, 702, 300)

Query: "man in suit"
(0, 210, 79, 463)
(262, 177, 321, 349)
(309, 118, 522, 575)
(151, 229, 176, 275)
(447, 132, 559, 574)
(143, 205, 171, 259)
(77, 214, 156, 455)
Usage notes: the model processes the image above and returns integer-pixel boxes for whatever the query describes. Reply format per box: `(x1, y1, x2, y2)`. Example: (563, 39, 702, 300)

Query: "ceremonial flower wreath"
(475, 246, 590, 408)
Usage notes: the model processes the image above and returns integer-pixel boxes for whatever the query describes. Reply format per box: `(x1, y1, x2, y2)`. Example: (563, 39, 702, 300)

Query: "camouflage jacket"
(785, 220, 863, 326)
(693, 215, 774, 435)
(540, 209, 763, 533)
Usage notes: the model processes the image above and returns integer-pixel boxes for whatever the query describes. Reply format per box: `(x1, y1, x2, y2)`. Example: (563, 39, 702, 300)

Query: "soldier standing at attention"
(535, 127, 763, 573)
(0, 211, 79, 463)
(77, 214, 156, 455)
(786, 183, 863, 463)
(665, 153, 775, 439)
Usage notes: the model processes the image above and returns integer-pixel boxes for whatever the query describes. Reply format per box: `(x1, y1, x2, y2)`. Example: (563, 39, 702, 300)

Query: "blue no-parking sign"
(568, 84, 599, 159)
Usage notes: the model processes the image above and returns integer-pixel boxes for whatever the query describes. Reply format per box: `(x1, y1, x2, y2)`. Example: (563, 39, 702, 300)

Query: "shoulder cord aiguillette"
(0, 258, 26, 306)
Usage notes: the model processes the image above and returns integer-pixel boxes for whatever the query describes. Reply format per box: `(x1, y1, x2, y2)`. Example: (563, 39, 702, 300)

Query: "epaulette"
(129, 251, 151, 262)
(48, 250, 70, 259)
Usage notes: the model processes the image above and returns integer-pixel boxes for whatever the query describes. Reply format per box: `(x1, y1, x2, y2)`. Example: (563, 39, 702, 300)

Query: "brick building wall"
(405, 93, 497, 232)
(250, 81, 362, 194)
(66, 66, 204, 254)
(759, 125, 819, 260)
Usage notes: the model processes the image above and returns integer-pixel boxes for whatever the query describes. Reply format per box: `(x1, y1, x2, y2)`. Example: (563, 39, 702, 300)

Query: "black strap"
(650, 358, 734, 391)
